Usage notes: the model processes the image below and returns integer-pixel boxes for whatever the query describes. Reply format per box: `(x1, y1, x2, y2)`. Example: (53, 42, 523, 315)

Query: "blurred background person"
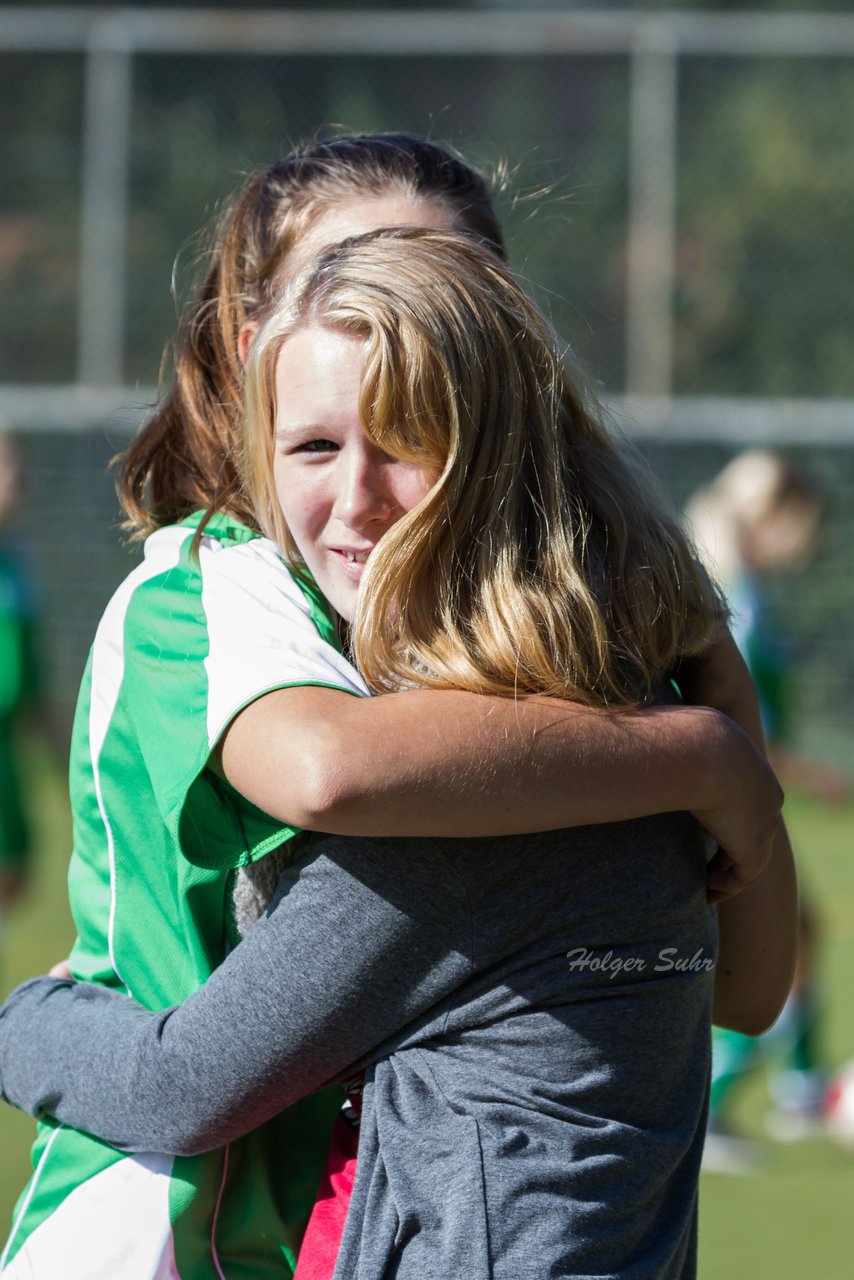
(686, 449, 849, 1168)
(0, 433, 44, 928)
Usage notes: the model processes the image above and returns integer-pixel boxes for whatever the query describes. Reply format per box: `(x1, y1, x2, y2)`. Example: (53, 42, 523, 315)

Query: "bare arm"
(218, 686, 781, 894)
(677, 631, 798, 1034)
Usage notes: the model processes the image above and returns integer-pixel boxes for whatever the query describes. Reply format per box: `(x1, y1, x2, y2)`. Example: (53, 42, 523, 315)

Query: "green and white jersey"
(2, 512, 368, 1279)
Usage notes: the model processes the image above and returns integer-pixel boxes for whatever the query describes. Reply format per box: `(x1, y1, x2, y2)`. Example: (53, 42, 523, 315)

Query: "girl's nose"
(334, 446, 398, 530)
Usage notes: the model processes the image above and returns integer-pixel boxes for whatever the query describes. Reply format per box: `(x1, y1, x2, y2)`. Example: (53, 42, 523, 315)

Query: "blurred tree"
(3, 4, 854, 398)
(677, 57, 854, 395)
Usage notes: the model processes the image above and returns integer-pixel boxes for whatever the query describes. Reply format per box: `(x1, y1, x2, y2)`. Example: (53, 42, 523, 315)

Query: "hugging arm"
(195, 543, 779, 892)
(220, 686, 781, 894)
(0, 838, 469, 1155)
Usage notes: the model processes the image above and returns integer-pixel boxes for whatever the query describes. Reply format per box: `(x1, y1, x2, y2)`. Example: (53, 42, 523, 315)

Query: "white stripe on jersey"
(0, 1126, 66, 1274)
(1, 1153, 177, 1280)
(89, 526, 188, 999)
(199, 534, 368, 750)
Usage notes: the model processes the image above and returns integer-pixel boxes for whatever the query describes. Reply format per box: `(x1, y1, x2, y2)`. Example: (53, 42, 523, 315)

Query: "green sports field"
(1, 743, 853, 1277)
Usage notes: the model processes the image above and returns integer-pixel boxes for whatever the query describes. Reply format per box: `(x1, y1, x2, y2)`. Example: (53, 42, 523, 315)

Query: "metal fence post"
(625, 18, 678, 401)
(76, 13, 133, 387)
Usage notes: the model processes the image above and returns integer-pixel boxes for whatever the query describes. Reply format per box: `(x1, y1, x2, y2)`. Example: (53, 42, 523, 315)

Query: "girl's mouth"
(332, 547, 373, 565)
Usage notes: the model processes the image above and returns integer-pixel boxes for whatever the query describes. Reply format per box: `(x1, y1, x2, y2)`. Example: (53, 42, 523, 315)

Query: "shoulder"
(195, 529, 325, 629)
(98, 519, 326, 646)
(90, 518, 367, 736)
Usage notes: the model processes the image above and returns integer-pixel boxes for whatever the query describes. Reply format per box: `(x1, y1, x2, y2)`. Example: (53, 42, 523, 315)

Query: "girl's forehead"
(288, 195, 457, 276)
(275, 323, 367, 395)
(278, 319, 365, 357)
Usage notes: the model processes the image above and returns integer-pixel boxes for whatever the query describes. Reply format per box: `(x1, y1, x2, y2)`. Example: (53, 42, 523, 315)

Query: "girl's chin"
(320, 577, 360, 624)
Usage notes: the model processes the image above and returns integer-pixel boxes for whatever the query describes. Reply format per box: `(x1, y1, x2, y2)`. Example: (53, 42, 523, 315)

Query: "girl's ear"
(238, 322, 260, 368)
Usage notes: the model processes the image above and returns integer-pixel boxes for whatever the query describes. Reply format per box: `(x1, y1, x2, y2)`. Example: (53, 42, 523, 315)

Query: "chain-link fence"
(1, 6, 853, 760)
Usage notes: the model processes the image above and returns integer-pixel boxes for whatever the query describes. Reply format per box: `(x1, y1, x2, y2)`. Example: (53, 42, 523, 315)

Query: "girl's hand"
(675, 630, 782, 901)
(49, 959, 73, 979)
(704, 842, 777, 905)
(688, 710, 783, 902)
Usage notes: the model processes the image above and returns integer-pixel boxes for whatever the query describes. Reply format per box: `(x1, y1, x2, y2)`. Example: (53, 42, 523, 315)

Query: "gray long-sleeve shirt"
(1, 814, 716, 1279)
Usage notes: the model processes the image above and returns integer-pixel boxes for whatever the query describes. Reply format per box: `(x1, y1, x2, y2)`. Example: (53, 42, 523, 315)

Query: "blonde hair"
(116, 134, 504, 538)
(245, 229, 723, 706)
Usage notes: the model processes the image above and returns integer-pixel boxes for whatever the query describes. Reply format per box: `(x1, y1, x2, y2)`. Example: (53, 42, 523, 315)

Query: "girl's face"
(273, 323, 435, 621)
(743, 500, 821, 572)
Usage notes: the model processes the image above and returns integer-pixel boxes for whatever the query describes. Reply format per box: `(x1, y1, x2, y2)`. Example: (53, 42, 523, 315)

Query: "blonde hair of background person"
(0, 230, 798, 1280)
(686, 449, 825, 593)
(0, 135, 785, 1280)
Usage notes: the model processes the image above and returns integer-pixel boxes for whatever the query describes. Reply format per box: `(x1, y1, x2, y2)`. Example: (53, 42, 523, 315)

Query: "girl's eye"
(295, 438, 338, 454)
